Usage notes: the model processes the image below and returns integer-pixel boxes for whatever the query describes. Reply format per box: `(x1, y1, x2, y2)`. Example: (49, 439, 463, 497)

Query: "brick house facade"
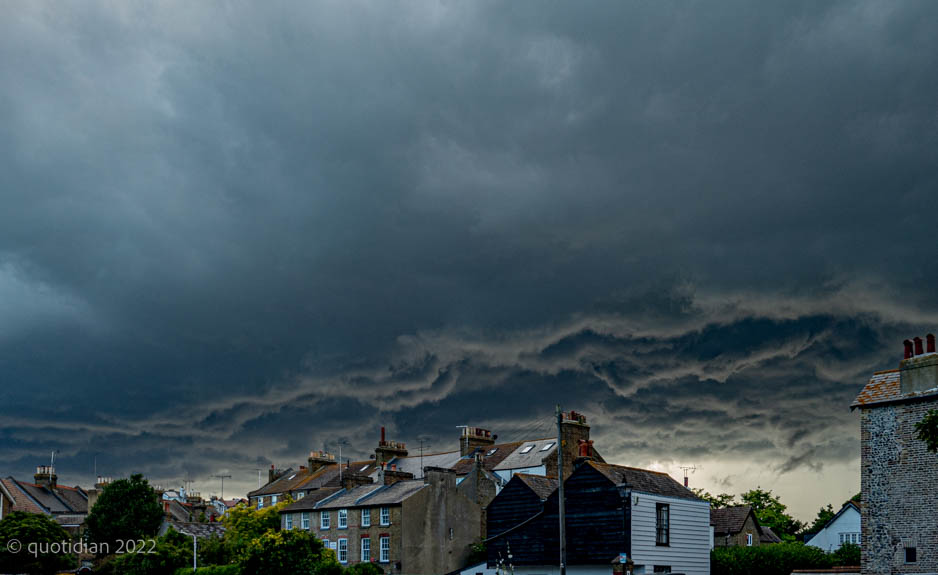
(852, 335, 938, 574)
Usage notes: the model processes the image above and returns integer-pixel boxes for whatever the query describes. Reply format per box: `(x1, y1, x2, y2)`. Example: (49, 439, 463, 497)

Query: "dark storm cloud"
(2, 0, 937, 517)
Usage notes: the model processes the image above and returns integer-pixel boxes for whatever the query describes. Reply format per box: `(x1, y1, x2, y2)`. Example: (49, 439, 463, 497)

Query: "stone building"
(710, 505, 764, 547)
(279, 466, 482, 575)
(852, 334, 938, 574)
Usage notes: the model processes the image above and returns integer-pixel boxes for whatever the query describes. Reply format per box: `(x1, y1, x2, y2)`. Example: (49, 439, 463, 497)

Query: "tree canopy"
(914, 409, 938, 453)
(740, 488, 804, 541)
(85, 474, 165, 549)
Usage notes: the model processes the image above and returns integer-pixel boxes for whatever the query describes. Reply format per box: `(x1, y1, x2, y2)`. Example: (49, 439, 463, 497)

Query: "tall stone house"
(279, 466, 482, 575)
(852, 334, 938, 574)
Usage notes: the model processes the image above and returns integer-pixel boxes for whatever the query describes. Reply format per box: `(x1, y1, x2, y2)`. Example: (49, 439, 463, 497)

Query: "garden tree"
(96, 528, 191, 575)
(914, 409, 938, 452)
(240, 529, 340, 575)
(692, 488, 737, 508)
(86, 474, 164, 549)
(805, 504, 836, 535)
(0, 511, 75, 574)
(850, 492, 861, 503)
(740, 488, 804, 541)
(831, 542, 861, 567)
(221, 496, 292, 560)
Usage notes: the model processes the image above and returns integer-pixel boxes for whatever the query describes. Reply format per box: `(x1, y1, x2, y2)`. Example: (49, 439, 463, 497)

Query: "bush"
(97, 528, 192, 575)
(240, 529, 336, 575)
(831, 542, 861, 566)
(711, 542, 832, 575)
(345, 563, 386, 575)
(0, 511, 76, 575)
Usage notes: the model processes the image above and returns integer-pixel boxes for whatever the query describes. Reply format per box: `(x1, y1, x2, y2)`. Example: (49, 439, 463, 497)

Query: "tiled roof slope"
(1, 478, 45, 514)
(278, 488, 342, 512)
(851, 370, 901, 407)
(515, 474, 558, 501)
(450, 441, 527, 475)
(164, 520, 226, 539)
(710, 505, 756, 535)
(248, 461, 378, 497)
(760, 525, 782, 543)
(588, 462, 700, 501)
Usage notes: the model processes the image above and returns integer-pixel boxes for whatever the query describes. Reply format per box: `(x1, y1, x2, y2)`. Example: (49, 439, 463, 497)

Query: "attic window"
(486, 449, 498, 456)
(520, 445, 535, 454)
(539, 442, 555, 452)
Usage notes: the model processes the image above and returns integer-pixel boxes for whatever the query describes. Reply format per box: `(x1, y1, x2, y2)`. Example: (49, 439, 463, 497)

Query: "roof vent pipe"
(915, 337, 924, 356)
(905, 340, 914, 359)
(928, 334, 936, 354)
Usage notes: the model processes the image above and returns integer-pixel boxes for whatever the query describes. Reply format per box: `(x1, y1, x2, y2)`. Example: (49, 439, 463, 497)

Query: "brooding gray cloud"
(1, 0, 937, 519)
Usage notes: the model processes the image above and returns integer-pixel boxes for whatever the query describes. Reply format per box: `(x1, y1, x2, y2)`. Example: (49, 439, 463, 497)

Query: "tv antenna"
(214, 474, 232, 500)
(417, 437, 432, 478)
(679, 465, 697, 488)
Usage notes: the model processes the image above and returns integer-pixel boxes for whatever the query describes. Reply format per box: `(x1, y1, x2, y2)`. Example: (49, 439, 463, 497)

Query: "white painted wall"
(494, 465, 547, 483)
(806, 506, 860, 552)
(629, 492, 710, 575)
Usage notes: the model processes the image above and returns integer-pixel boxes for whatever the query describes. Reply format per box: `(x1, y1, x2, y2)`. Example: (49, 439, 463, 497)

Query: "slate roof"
(388, 451, 464, 478)
(163, 520, 226, 539)
(710, 505, 759, 536)
(53, 514, 87, 527)
(493, 439, 557, 471)
(354, 480, 427, 507)
(309, 484, 385, 509)
(760, 525, 782, 543)
(514, 474, 558, 501)
(278, 488, 343, 512)
(1, 478, 45, 514)
(449, 441, 529, 475)
(588, 462, 700, 501)
(248, 461, 378, 497)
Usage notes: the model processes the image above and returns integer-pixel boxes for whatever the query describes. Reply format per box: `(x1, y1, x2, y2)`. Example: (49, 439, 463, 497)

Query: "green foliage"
(830, 542, 861, 566)
(805, 504, 835, 535)
(740, 488, 804, 540)
(86, 474, 164, 549)
(196, 534, 232, 567)
(97, 528, 192, 575)
(711, 542, 831, 575)
(914, 409, 938, 453)
(467, 540, 486, 566)
(220, 497, 291, 560)
(344, 562, 385, 575)
(692, 488, 737, 508)
(239, 529, 336, 575)
(0, 511, 76, 575)
(174, 565, 241, 575)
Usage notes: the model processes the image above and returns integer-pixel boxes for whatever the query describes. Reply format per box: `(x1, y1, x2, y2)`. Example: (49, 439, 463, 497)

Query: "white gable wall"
(630, 492, 710, 575)
(806, 505, 861, 552)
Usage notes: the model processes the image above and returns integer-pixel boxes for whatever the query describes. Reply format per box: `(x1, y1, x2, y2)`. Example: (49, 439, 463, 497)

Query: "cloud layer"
(2, 0, 937, 519)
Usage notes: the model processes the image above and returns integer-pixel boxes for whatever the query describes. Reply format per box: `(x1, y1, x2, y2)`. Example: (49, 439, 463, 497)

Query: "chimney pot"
(904, 339, 914, 359)
(381, 426, 386, 443)
(915, 337, 924, 356)
(928, 334, 936, 354)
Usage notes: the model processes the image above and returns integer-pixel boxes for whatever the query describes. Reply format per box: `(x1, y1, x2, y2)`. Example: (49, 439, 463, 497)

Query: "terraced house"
(1, 465, 88, 533)
(279, 466, 482, 575)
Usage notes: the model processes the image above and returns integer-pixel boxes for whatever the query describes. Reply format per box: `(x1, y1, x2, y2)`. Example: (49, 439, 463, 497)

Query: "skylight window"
(360, 465, 370, 472)
(539, 442, 555, 452)
(520, 445, 535, 454)
(486, 448, 498, 456)
(288, 474, 297, 480)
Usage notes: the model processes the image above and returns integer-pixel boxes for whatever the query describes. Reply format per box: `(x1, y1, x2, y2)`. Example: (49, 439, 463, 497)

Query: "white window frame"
(338, 508, 348, 529)
(361, 537, 370, 562)
(271, 495, 278, 504)
(338, 538, 348, 563)
(301, 512, 310, 530)
(747, 533, 753, 546)
(321, 511, 330, 529)
(380, 507, 390, 526)
(380, 536, 390, 563)
(361, 508, 371, 527)
(285, 514, 294, 529)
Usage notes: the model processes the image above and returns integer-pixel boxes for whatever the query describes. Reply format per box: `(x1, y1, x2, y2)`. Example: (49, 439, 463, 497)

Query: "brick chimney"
(459, 427, 496, 457)
(341, 472, 374, 490)
(376, 463, 414, 486)
(307, 450, 337, 474)
(423, 466, 457, 490)
(34, 465, 57, 489)
(900, 334, 938, 394)
(268, 465, 289, 484)
(375, 427, 408, 465)
(545, 411, 591, 479)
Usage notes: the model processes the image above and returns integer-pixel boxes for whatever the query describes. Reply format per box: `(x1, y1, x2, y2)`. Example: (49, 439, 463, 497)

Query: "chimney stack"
(904, 339, 914, 359)
(900, 334, 938, 394)
(375, 427, 408, 465)
(307, 450, 336, 474)
(928, 334, 936, 354)
(34, 465, 57, 489)
(459, 427, 496, 457)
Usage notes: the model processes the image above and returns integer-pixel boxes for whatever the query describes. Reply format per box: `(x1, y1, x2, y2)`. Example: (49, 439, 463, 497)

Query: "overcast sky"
(2, 0, 938, 520)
